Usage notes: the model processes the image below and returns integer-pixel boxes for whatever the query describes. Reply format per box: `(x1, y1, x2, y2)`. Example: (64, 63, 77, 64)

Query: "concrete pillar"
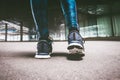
(5, 23, 8, 42)
(20, 22, 23, 41)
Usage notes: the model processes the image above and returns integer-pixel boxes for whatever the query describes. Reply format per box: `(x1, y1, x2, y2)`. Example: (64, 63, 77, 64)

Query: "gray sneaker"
(67, 30, 85, 60)
(35, 38, 52, 59)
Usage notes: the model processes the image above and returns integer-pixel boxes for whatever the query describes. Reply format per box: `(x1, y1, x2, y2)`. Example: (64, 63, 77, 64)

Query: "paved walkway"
(0, 41, 120, 80)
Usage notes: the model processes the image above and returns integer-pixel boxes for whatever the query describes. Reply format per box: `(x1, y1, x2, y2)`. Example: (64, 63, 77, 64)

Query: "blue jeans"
(30, 0, 79, 39)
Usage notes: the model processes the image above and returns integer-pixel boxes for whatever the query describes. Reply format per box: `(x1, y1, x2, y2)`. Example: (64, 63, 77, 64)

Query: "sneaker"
(67, 30, 85, 60)
(35, 38, 52, 59)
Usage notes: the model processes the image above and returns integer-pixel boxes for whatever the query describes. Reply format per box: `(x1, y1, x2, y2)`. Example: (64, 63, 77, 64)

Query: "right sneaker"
(35, 38, 53, 59)
(67, 30, 85, 60)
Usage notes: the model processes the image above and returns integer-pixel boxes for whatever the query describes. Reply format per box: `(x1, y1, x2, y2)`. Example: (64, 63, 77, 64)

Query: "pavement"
(0, 41, 120, 80)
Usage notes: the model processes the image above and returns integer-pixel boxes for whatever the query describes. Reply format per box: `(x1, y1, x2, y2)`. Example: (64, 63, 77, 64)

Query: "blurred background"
(0, 0, 120, 41)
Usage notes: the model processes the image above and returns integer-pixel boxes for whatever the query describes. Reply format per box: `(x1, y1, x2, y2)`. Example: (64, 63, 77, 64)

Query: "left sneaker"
(35, 38, 53, 59)
(67, 30, 85, 60)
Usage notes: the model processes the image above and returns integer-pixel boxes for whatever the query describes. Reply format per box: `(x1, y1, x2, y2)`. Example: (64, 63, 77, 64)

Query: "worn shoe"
(67, 30, 85, 60)
(35, 38, 52, 59)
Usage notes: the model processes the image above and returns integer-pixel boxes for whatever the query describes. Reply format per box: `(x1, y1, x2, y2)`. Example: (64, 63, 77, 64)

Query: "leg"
(30, 0, 52, 58)
(60, 0, 85, 60)
(60, 0, 79, 31)
(30, 0, 49, 39)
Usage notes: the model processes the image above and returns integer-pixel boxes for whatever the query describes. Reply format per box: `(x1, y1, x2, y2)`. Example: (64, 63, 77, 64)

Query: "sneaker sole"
(35, 53, 51, 59)
(68, 43, 84, 54)
(67, 43, 85, 60)
(68, 43, 83, 49)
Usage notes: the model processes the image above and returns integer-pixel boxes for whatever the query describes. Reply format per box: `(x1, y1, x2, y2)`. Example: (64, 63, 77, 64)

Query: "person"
(30, 0, 85, 60)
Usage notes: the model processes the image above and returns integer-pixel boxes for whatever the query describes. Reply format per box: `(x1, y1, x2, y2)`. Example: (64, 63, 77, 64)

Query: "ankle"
(69, 27, 79, 33)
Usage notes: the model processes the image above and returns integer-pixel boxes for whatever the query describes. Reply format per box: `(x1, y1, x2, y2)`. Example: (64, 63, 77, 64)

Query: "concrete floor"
(0, 41, 120, 80)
